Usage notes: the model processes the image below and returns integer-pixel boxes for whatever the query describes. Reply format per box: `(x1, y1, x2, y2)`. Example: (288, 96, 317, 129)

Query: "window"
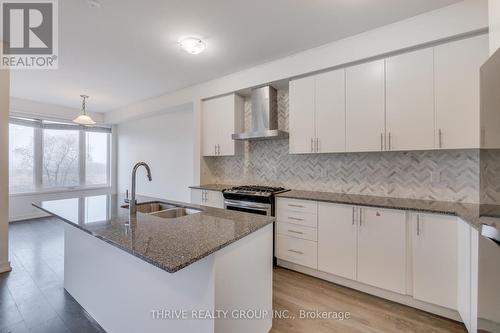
(86, 132, 108, 185)
(9, 123, 35, 192)
(8, 117, 111, 194)
(43, 129, 80, 187)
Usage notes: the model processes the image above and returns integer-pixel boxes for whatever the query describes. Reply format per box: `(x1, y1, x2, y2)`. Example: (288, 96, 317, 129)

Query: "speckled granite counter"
(189, 184, 233, 191)
(33, 194, 274, 273)
(276, 190, 486, 230)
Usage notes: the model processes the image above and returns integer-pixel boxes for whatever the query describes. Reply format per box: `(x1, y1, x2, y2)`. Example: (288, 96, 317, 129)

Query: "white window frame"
(8, 116, 112, 195)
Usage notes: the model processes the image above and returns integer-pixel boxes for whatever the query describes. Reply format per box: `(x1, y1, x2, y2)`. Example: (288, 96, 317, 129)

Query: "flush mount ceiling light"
(178, 36, 207, 55)
(73, 95, 96, 125)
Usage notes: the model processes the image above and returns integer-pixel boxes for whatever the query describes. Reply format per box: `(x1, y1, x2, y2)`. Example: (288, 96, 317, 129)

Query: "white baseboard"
(277, 259, 462, 322)
(0, 261, 12, 273)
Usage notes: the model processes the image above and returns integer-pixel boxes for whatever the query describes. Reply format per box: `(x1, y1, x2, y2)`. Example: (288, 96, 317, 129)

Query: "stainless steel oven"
(224, 199, 272, 216)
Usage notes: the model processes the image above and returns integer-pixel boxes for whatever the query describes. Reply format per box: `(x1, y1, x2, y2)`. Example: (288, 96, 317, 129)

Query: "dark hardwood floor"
(1, 217, 466, 333)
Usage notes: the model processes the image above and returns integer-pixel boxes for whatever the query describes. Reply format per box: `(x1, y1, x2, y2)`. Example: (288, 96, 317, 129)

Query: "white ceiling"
(10, 0, 460, 112)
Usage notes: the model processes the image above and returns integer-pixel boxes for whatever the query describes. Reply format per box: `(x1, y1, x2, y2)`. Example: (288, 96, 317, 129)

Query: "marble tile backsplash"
(202, 90, 480, 203)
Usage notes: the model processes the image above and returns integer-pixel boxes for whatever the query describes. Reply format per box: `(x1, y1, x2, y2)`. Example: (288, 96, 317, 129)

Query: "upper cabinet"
(346, 60, 386, 152)
(386, 48, 435, 151)
(289, 69, 345, 154)
(202, 94, 244, 157)
(434, 34, 489, 149)
(288, 34, 488, 153)
(289, 76, 316, 154)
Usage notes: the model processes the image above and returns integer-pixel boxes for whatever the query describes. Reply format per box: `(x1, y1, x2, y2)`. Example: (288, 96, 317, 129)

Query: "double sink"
(121, 201, 202, 219)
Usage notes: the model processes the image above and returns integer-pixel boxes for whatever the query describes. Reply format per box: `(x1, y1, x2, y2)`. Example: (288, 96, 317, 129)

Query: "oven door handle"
(224, 199, 271, 211)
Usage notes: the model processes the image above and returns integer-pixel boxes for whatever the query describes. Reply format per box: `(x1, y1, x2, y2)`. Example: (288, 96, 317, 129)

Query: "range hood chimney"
(232, 86, 288, 141)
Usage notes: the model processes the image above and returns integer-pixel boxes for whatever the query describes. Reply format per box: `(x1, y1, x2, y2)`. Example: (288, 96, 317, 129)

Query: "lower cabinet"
(276, 197, 475, 323)
(190, 188, 224, 208)
(357, 207, 407, 294)
(276, 234, 317, 269)
(318, 203, 357, 280)
(412, 213, 458, 310)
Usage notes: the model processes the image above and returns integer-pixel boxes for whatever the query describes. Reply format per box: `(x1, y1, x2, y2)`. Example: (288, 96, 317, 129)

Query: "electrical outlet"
(321, 167, 328, 178)
(430, 171, 442, 183)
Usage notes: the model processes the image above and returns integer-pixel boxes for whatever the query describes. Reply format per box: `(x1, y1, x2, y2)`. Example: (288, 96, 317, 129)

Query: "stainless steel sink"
(121, 201, 177, 214)
(150, 207, 202, 219)
(121, 201, 202, 218)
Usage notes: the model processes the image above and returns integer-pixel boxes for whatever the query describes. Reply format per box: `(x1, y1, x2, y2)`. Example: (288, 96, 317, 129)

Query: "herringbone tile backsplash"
(202, 90, 480, 203)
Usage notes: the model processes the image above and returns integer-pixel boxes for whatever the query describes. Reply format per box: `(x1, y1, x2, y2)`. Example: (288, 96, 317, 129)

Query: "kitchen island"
(33, 194, 274, 333)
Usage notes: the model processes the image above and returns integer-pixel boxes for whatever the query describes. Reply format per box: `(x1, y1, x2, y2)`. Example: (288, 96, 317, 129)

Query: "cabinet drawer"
(277, 222, 318, 242)
(276, 235, 317, 269)
(277, 198, 318, 215)
(277, 210, 318, 228)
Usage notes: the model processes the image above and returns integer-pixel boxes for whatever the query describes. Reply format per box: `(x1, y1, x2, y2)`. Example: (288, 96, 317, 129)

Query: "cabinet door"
(386, 48, 434, 151)
(457, 219, 471, 331)
(289, 76, 315, 154)
(315, 69, 346, 153)
(190, 189, 203, 205)
(346, 60, 386, 152)
(412, 213, 458, 310)
(318, 203, 357, 280)
(357, 207, 407, 294)
(218, 94, 244, 156)
(202, 98, 221, 156)
(435, 35, 488, 149)
(206, 190, 224, 209)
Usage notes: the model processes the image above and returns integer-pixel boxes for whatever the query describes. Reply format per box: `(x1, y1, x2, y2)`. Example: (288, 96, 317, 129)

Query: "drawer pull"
(288, 217, 304, 221)
(288, 204, 304, 208)
(288, 229, 304, 235)
(288, 249, 304, 255)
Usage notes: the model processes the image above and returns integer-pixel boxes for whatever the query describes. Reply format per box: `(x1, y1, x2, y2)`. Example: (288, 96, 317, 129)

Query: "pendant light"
(73, 95, 96, 125)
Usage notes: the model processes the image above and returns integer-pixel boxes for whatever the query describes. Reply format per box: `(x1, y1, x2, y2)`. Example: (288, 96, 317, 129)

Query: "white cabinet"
(289, 76, 315, 154)
(412, 213, 458, 310)
(190, 189, 224, 208)
(458, 219, 472, 331)
(276, 198, 318, 269)
(289, 69, 345, 154)
(470, 227, 478, 333)
(202, 94, 244, 157)
(357, 207, 407, 294)
(318, 203, 357, 280)
(346, 60, 386, 152)
(315, 70, 346, 153)
(434, 35, 489, 149)
(386, 48, 435, 151)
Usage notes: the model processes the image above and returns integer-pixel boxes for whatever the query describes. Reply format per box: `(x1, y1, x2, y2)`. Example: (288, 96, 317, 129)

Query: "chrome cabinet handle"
(438, 129, 442, 149)
(352, 207, 355, 225)
(416, 214, 420, 236)
(311, 138, 314, 153)
(316, 138, 319, 153)
(380, 133, 384, 151)
(214, 144, 217, 155)
(288, 249, 304, 255)
(288, 204, 304, 208)
(359, 208, 363, 227)
(388, 132, 391, 150)
(288, 216, 304, 221)
(288, 230, 304, 235)
(218, 144, 221, 155)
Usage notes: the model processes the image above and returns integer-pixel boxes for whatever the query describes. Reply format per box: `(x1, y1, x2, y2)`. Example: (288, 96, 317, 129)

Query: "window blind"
(9, 116, 112, 133)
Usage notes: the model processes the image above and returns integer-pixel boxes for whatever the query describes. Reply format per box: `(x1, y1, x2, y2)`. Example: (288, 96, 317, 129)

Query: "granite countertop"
(33, 194, 274, 273)
(276, 190, 487, 230)
(189, 184, 233, 191)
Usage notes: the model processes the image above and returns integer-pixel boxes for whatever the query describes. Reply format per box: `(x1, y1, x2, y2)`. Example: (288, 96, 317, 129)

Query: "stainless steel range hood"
(232, 86, 288, 141)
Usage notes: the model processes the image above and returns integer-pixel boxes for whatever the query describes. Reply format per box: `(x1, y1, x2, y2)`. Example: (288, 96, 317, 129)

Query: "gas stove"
(223, 185, 288, 197)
